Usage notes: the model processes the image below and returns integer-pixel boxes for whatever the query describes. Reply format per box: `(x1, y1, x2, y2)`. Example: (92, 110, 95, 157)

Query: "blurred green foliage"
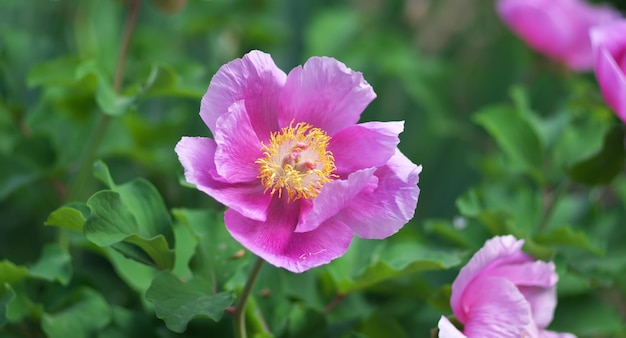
(1, 0, 625, 337)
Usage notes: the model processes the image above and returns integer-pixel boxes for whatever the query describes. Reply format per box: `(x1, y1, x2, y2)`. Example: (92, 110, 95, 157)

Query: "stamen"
(255, 121, 336, 201)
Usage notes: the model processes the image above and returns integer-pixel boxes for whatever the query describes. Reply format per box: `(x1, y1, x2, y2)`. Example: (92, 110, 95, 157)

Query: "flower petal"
(225, 198, 354, 273)
(277, 56, 376, 135)
(294, 168, 377, 233)
(450, 235, 529, 322)
(438, 316, 467, 338)
(541, 330, 577, 338)
(200, 50, 286, 140)
(333, 150, 421, 239)
(175, 136, 271, 221)
(488, 260, 558, 328)
(213, 100, 263, 183)
(329, 121, 404, 175)
(591, 21, 626, 122)
(461, 277, 531, 338)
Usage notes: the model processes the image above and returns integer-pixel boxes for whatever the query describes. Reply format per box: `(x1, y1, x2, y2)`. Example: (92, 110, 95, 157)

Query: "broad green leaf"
(145, 271, 233, 333)
(103, 247, 156, 294)
(41, 288, 111, 338)
(93, 160, 116, 188)
(96, 80, 136, 116)
(83, 161, 175, 269)
(534, 226, 605, 255)
(44, 203, 90, 232)
(97, 306, 154, 338)
(28, 244, 72, 285)
(0, 261, 29, 287)
(85, 190, 174, 269)
(474, 104, 544, 182)
(328, 238, 462, 293)
(27, 56, 81, 87)
(567, 126, 625, 186)
(172, 208, 248, 287)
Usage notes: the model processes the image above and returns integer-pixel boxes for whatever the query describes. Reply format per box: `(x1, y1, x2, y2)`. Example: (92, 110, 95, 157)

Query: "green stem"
(66, 0, 141, 202)
(538, 180, 569, 232)
(233, 257, 265, 338)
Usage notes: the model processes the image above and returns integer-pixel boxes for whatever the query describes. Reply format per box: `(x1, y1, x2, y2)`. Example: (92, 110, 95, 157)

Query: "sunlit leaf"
(145, 271, 233, 333)
(27, 56, 81, 87)
(328, 239, 462, 294)
(44, 203, 90, 232)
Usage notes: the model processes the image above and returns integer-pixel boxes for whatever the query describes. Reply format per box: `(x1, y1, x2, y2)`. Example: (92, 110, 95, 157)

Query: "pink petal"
(329, 121, 404, 175)
(591, 21, 626, 122)
(213, 100, 263, 183)
(541, 330, 577, 338)
(497, 0, 572, 61)
(277, 56, 376, 135)
(294, 168, 377, 233)
(496, 0, 620, 70)
(224, 198, 354, 273)
(488, 261, 558, 328)
(461, 277, 532, 338)
(333, 150, 421, 239)
(451, 235, 529, 322)
(175, 136, 271, 221)
(200, 50, 286, 141)
(438, 316, 467, 338)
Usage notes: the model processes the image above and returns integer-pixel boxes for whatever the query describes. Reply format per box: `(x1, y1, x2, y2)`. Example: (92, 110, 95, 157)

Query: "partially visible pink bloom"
(438, 235, 576, 338)
(591, 20, 626, 122)
(496, 0, 620, 70)
(175, 50, 422, 273)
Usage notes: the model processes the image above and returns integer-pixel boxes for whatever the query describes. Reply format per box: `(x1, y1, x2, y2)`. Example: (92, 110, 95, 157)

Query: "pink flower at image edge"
(438, 235, 576, 338)
(496, 0, 620, 71)
(175, 50, 421, 273)
(591, 20, 626, 123)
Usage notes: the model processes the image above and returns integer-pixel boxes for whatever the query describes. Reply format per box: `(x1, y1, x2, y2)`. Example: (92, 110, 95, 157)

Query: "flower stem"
(233, 257, 264, 338)
(66, 0, 141, 202)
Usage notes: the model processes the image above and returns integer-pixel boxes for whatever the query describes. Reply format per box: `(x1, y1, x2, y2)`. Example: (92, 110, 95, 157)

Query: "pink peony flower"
(175, 50, 421, 273)
(496, 0, 620, 71)
(438, 235, 576, 338)
(591, 20, 626, 123)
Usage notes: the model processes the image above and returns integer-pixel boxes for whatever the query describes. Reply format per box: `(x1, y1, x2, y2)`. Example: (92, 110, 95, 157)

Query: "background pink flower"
(438, 235, 575, 338)
(496, 0, 620, 71)
(175, 50, 421, 273)
(591, 20, 626, 122)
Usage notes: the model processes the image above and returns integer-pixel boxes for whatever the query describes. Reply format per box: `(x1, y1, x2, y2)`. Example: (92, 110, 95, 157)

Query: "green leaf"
(474, 104, 544, 182)
(28, 244, 72, 285)
(96, 80, 135, 116)
(284, 304, 327, 338)
(27, 56, 81, 87)
(41, 288, 112, 338)
(0, 261, 29, 287)
(0, 285, 15, 328)
(85, 190, 174, 269)
(356, 312, 408, 338)
(328, 238, 462, 293)
(567, 126, 625, 186)
(534, 226, 605, 255)
(172, 208, 248, 287)
(93, 160, 116, 188)
(44, 203, 90, 232)
(145, 271, 233, 333)
(83, 161, 175, 269)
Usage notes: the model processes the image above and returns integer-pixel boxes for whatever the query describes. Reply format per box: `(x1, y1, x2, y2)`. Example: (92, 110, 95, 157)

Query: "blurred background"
(2, 0, 626, 337)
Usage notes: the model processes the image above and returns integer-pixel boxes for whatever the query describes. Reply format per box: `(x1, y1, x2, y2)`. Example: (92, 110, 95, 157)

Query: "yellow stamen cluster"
(256, 122, 336, 201)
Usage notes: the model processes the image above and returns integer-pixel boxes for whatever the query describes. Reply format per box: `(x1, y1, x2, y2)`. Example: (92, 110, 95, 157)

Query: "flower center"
(256, 122, 336, 201)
